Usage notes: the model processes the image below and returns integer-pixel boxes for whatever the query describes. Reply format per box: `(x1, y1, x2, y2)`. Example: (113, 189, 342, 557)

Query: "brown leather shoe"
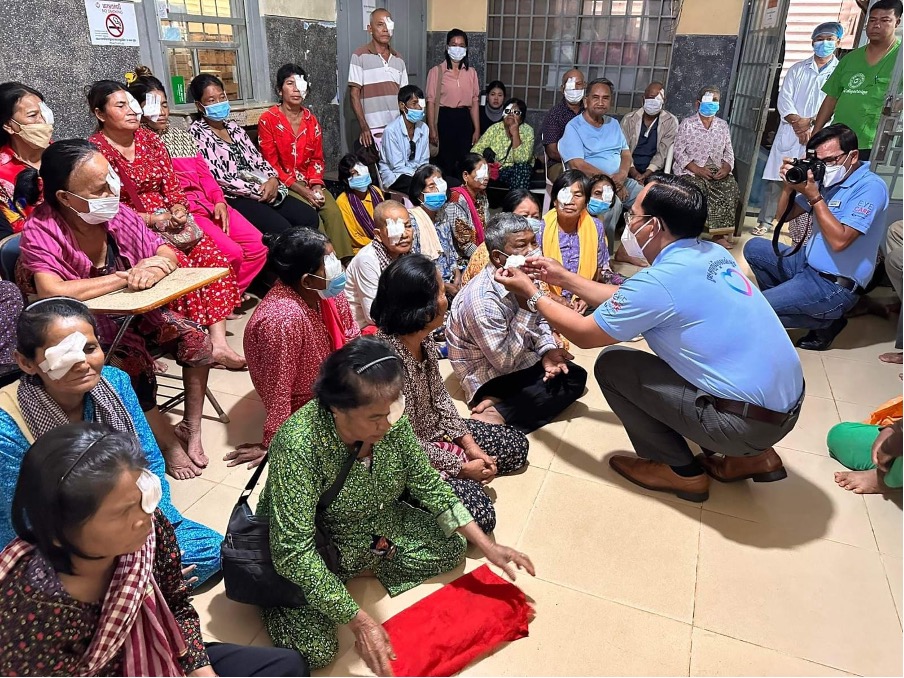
(696, 448, 787, 483)
(609, 455, 710, 502)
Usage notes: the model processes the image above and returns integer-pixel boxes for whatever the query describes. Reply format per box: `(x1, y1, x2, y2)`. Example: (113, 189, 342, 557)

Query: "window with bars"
(157, 0, 252, 103)
(487, 0, 680, 114)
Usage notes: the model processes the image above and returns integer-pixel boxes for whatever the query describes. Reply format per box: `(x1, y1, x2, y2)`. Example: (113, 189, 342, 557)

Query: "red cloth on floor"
(383, 565, 532, 677)
(361, 324, 379, 336)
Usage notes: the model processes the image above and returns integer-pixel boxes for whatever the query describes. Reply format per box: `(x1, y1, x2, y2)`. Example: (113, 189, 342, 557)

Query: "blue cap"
(812, 22, 844, 40)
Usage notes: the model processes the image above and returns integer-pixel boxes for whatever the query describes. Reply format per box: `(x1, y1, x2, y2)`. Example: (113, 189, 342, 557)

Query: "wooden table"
(84, 267, 228, 364)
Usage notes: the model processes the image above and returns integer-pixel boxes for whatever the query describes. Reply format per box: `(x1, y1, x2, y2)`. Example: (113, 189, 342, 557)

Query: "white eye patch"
(353, 163, 369, 177)
(38, 331, 88, 380)
(107, 167, 122, 197)
(387, 393, 406, 425)
(702, 92, 715, 103)
(136, 469, 162, 514)
(565, 77, 577, 90)
(503, 254, 527, 270)
(557, 187, 574, 205)
(39, 102, 55, 126)
(385, 217, 406, 245)
(417, 98, 426, 110)
(384, 17, 395, 35)
(125, 92, 143, 117)
(293, 74, 308, 97)
(601, 186, 614, 202)
(433, 177, 448, 193)
(475, 164, 489, 181)
(323, 252, 343, 279)
(142, 93, 161, 122)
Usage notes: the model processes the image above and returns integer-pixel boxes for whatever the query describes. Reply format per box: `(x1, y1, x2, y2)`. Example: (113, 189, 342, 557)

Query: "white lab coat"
(763, 55, 839, 181)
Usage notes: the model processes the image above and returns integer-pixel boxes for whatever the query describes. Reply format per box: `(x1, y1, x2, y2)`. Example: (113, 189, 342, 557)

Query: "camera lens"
(786, 165, 806, 184)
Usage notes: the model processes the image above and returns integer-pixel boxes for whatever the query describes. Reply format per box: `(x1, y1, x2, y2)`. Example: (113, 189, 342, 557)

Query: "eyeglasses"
(408, 140, 416, 161)
(625, 213, 653, 224)
(818, 151, 850, 166)
(503, 108, 523, 117)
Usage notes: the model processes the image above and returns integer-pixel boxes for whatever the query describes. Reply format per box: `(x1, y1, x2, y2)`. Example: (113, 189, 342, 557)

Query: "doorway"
(335, 0, 427, 155)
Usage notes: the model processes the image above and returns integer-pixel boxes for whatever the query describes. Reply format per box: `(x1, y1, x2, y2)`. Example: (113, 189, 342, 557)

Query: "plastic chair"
(0, 233, 20, 282)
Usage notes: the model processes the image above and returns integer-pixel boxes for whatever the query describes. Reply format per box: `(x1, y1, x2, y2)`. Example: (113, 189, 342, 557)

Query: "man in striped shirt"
(348, 8, 409, 149)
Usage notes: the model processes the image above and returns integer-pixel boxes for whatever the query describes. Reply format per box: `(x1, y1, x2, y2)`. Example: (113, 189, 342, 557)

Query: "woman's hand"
(224, 442, 267, 469)
(429, 126, 439, 148)
(713, 162, 732, 181)
(170, 204, 189, 226)
(259, 177, 280, 203)
(872, 426, 897, 473)
(349, 610, 396, 676)
(308, 184, 327, 209)
(125, 265, 165, 291)
(485, 543, 536, 581)
(135, 255, 177, 276)
(464, 442, 498, 476)
(459, 458, 495, 484)
(471, 128, 480, 145)
(570, 296, 588, 314)
(148, 211, 174, 229)
(213, 202, 230, 234)
(181, 557, 199, 587)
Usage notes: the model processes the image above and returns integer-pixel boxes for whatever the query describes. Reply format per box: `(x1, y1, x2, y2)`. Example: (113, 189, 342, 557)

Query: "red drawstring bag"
(383, 565, 532, 677)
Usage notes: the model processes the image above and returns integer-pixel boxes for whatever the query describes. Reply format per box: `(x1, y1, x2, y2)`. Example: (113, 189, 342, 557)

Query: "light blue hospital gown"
(0, 366, 222, 585)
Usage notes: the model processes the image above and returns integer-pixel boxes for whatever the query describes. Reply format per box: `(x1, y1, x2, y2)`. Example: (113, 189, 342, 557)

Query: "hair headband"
(355, 355, 398, 374)
(25, 296, 86, 312)
(58, 433, 112, 486)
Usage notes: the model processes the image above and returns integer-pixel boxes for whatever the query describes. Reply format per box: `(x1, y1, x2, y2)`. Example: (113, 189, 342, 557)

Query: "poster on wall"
(363, 0, 377, 30)
(762, 0, 779, 29)
(85, 0, 140, 46)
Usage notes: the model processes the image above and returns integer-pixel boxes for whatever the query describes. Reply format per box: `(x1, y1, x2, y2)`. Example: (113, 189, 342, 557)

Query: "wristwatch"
(526, 289, 548, 313)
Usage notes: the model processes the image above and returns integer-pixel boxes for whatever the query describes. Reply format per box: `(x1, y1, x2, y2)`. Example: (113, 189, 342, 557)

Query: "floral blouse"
(89, 127, 187, 213)
(471, 122, 536, 168)
(0, 511, 209, 676)
(376, 332, 470, 476)
(190, 118, 277, 199)
(436, 192, 488, 270)
(672, 114, 736, 177)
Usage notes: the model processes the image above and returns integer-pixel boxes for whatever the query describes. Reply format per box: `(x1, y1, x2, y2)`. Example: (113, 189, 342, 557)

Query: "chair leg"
(206, 387, 230, 424)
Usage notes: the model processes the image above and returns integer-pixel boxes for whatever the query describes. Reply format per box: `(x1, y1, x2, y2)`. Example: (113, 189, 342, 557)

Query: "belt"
(712, 397, 792, 426)
(817, 270, 861, 293)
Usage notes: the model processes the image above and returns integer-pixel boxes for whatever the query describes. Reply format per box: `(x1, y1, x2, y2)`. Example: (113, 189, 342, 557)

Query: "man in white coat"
(753, 21, 842, 236)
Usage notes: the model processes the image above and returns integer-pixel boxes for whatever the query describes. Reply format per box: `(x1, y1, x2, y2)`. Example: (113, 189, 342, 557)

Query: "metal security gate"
(727, 0, 792, 234)
(336, 0, 426, 155)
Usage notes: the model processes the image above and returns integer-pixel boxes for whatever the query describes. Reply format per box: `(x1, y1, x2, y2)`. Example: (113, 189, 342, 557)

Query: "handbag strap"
(236, 442, 362, 509)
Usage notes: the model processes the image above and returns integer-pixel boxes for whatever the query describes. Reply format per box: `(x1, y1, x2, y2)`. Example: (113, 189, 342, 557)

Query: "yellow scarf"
(542, 209, 598, 295)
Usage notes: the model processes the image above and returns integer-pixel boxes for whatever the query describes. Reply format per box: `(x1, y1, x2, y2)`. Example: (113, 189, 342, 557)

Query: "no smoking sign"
(105, 12, 124, 37)
(85, 0, 139, 46)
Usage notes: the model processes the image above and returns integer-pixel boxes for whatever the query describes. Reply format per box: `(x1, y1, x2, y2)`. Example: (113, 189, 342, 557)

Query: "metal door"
(336, 0, 426, 155)
(727, 0, 792, 234)
(869, 52, 903, 224)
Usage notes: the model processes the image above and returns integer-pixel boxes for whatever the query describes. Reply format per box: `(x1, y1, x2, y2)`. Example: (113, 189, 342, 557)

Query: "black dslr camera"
(785, 149, 826, 184)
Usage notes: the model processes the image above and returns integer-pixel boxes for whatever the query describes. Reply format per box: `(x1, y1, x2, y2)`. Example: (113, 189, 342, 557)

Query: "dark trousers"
(227, 195, 319, 235)
(206, 642, 309, 676)
(472, 360, 587, 433)
(594, 346, 801, 467)
(388, 174, 413, 194)
(435, 106, 474, 177)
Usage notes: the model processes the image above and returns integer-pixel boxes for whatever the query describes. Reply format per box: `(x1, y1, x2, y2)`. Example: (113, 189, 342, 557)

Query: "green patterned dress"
(257, 399, 474, 668)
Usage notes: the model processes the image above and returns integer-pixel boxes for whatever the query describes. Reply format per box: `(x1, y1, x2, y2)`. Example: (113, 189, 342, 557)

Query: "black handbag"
(220, 443, 361, 608)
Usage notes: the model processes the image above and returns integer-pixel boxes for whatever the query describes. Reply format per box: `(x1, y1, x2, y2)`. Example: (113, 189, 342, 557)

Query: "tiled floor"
(170, 229, 903, 677)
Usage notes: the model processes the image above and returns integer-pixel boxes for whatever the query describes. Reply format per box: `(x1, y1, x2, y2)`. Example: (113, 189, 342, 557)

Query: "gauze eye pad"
(387, 393, 406, 425)
(39, 331, 88, 380)
(557, 187, 574, 205)
(136, 469, 162, 514)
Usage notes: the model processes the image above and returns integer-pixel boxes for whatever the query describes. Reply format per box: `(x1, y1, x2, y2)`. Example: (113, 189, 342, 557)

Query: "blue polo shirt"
(794, 162, 889, 288)
(558, 113, 628, 175)
(593, 239, 803, 412)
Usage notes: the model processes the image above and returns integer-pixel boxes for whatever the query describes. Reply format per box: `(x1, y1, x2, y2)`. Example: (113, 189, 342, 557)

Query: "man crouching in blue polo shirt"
(744, 124, 889, 351)
(494, 175, 804, 502)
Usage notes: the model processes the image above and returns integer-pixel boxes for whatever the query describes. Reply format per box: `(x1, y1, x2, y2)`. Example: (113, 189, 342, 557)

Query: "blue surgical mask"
(587, 197, 610, 215)
(813, 40, 837, 58)
(699, 101, 720, 118)
(318, 271, 347, 299)
(204, 101, 231, 122)
(423, 191, 447, 210)
(348, 173, 372, 191)
(405, 107, 425, 124)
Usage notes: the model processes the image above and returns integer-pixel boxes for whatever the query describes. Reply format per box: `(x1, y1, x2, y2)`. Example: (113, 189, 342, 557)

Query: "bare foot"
(834, 469, 885, 494)
(174, 420, 209, 468)
(712, 235, 735, 250)
(212, 346, 247, 370)
(153, 359, 169, 374)
(879, 351, 903, 364)
(226, 312, 243, 321)
(614, 247, 649, 268)
(470, 399, 507, 426)
(162, 441, 202, 480)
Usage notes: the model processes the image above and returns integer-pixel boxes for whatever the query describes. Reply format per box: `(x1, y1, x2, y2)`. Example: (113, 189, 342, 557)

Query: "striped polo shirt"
(348, 44, 409, 136)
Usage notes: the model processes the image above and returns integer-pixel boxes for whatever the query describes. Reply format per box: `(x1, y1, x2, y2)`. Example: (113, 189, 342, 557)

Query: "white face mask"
(384, 217, 406, 245)
(39, 102, 55, 126)
(447, 45, 467, 62)
(563, 77, 584, 104)
(384, 16, 395, 36)
(38, 330, 88, 380)
(125, 92, 143, 118)
(822, 152, 851, 188)
(136, 469, 162, 514)
(474, 164, 489, 181)
(142, 92, 162, 122)
(67, 192, 121, 225)
(433, 177, 448, 194)
(643, 94, 664, 116)
(557, 186, 574, 206)
(387, 393, 406, 425)
(293, 74, 308, 99)
(620, 217, 659, 263)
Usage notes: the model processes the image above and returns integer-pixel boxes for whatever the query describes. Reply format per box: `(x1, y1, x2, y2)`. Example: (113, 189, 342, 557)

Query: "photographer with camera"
(743, 123, 889, 351)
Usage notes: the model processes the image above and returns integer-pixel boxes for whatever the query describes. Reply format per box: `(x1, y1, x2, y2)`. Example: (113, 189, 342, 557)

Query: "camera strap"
(771, 189, 808, 258)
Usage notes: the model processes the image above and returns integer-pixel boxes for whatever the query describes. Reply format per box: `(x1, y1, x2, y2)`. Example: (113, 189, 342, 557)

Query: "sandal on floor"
(751, 223, 771, 236)
(712, 235, 735, 250)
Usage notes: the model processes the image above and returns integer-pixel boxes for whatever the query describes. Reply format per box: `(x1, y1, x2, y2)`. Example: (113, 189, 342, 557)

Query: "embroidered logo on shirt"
(853, 201, 874, 217)
(721, 268, 753, 296)
(848, 73, 865, 89)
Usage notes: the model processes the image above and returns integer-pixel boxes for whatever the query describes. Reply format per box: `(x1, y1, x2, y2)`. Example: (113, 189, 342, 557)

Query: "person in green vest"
(813, 0, 901, 159)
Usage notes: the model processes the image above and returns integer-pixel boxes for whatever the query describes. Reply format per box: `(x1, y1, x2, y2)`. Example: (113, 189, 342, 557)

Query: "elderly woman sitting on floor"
(672, 85, 740, 249)
(258, 336, 534, 674)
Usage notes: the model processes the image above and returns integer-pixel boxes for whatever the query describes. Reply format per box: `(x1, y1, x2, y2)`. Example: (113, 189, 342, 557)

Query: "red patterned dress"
(90, 127, 241, 325)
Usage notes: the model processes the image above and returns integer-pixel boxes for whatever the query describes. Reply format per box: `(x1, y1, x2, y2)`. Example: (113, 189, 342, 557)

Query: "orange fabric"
(866, 396, 903, 427)
(384, 564, 532, 677)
